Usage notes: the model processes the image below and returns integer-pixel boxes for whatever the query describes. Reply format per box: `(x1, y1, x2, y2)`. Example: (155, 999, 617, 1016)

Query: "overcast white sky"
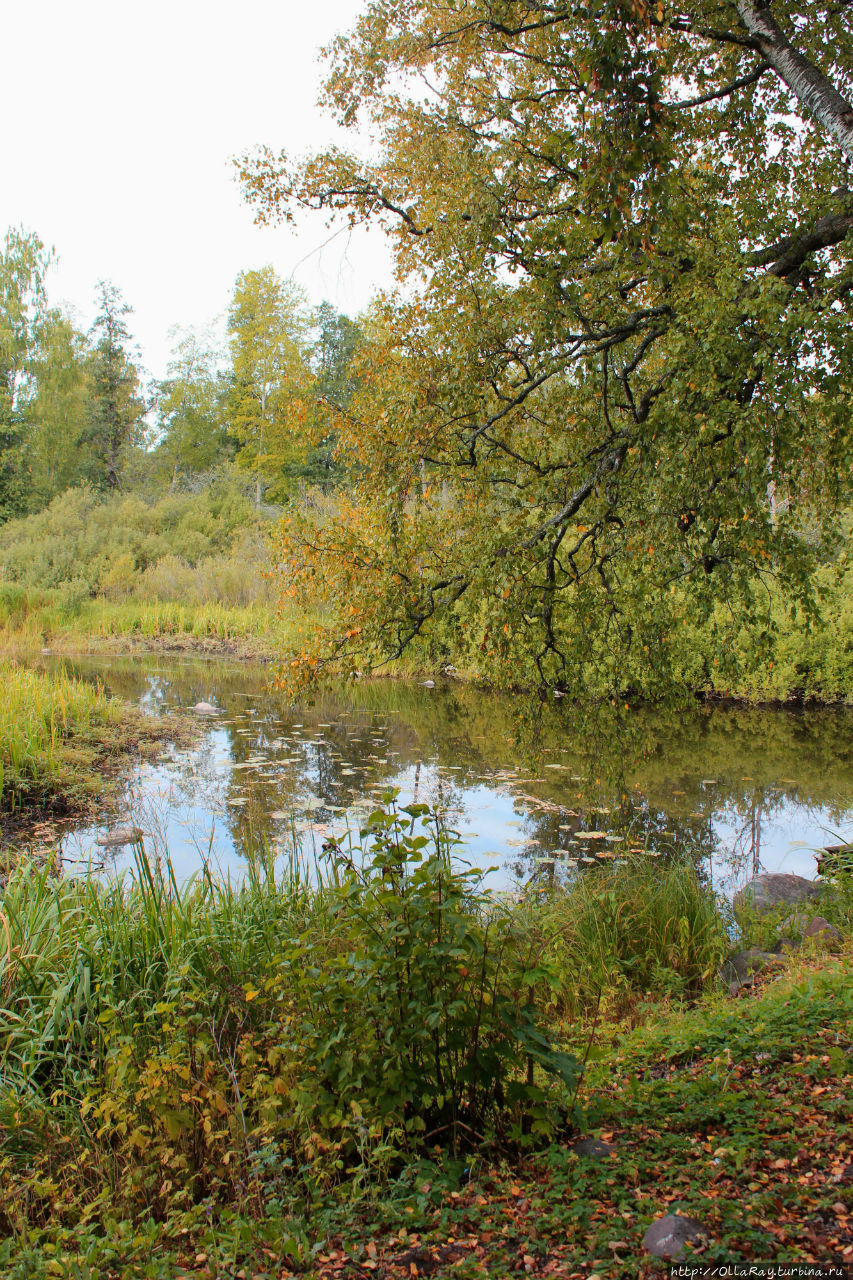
(1, 0, 392, 380)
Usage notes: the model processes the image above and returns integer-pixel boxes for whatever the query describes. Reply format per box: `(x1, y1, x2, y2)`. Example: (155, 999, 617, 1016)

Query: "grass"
(529, 856, 730, 1019)
(0, 592, 325, 660)
(0, 661, 194, 847)
(0, 803, 850, 1278)
(0, 661, 126, 808)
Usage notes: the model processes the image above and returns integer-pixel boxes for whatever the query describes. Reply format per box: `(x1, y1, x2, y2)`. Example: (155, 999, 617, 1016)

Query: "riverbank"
(3, 588, 853, 705)
(0, 594, 283, 661)
(0, 661, 195, 859)
(1, 805, 850, 1277)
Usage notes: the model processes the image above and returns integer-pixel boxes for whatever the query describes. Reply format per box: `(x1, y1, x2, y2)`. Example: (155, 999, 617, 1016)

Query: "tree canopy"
(239, 0, 853, 692)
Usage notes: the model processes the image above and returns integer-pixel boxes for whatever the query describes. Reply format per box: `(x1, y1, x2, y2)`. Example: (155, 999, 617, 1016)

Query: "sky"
(1, 0, 393, 380)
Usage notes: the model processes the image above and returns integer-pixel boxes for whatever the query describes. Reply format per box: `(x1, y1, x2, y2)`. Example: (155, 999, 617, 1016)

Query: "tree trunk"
(736, 1, 853, 160)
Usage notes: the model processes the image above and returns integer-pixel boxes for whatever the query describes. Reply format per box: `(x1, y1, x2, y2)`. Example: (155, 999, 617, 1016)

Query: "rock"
(733, 873, 820, 918)
(570, 1136, 616, 1160)
(642, 1214, 708, 1260)
(193, 701, 218, 715)
(720, 948, 783, 990)
(777, 913, 841, 948)
(96, 827, 144, 848)
(420, 679, 436, 688)
(803, 915, 840, 941)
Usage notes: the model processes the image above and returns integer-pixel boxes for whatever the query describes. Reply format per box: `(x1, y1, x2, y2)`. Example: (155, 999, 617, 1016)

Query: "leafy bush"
(280, 801, 578, 1158)
(0, 475, 266, 603)
(1, 801, 576, 1230)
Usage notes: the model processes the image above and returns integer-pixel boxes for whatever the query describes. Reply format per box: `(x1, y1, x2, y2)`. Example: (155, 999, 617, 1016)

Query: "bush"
(0, 475, 266, 605)
(0, 800, 577, 1228)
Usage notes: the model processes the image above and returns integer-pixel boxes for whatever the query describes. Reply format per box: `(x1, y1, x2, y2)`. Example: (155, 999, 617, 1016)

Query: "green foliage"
(1, 851, 850, 1276)
(0, 228, 52, 521)
(240, 0, 853, 693)
(285, 798, 577, 1155)
(0, 479, 261, 597)
(532, 857, 729, 1018)
(153, 325, 234, 483)
(0, 660, 122, 808)
(25, 311, 92, 508)
(81, 282, 146, 492)
(0, 803, 575, 1262)
(227, 266, 313, 505)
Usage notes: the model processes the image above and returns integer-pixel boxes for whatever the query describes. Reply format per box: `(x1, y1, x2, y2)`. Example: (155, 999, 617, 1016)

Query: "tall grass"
(0, 662, 121, 807)
(531, 856, 729, 1017)
(0, 590, 323, 657)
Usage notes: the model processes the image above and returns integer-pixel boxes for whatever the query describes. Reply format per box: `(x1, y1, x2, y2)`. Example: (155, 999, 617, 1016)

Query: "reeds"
(531, 855, 730, 1016)
(0, 662, 120, 806)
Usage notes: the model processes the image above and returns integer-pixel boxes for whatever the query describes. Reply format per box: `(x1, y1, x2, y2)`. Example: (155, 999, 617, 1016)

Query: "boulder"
(193, 701, 218, 715)
(733, 873, 819, 918)
(642, 1214, 708, 1260)
(720, 948, 783, 992)
(777, 913, 841, 948)
(570, 1136, 617, 1160)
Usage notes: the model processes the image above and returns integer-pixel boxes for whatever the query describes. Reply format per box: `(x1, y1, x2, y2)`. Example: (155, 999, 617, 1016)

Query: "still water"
(44, 655, 853, 895)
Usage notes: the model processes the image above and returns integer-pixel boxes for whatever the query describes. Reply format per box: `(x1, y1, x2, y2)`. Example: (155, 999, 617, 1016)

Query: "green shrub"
(0, 474, 265, 603)
(0, 801, 576, 1227)
(278, 800, 578, 1159)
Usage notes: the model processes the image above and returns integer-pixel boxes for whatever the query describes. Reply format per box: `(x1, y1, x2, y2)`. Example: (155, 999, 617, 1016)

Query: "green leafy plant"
(279, 794, 577, 1159)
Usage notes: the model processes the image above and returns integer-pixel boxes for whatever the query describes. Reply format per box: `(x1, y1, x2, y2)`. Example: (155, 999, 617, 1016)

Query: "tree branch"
(736, 0, 853, 159)
(663, 61, 769, 109)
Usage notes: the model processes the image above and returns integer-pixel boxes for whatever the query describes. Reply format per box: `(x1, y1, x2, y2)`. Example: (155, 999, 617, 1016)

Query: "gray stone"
(193, 701, 218, 715)
(773, 913, 841, 953)
(733, 873, 819, 918)
(642, 1214, 708, 1260)
(803, 915, 840, 941)
(570, 1136, 617, 1160)
(720, 948, 783, 988)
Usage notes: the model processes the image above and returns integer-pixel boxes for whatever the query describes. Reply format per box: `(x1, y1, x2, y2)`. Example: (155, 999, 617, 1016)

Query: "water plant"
(532, 855, 730, 1017)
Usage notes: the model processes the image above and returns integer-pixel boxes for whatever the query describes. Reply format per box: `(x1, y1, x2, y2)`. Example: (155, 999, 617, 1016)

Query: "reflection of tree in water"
(508, 793, 719, 890)
(45, 655, 853, 875)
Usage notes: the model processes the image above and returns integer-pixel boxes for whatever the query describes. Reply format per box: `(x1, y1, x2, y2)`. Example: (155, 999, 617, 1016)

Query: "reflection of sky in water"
(55, 659, 853, 894)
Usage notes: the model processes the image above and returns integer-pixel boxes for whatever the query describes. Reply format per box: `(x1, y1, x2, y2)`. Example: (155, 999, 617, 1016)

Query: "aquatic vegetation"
(0, 662, 122, 808)
(530, 856, 730, 1017)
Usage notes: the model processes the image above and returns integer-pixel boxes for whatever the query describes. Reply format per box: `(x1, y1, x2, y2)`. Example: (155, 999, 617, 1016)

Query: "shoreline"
(5, 626, 853, 708)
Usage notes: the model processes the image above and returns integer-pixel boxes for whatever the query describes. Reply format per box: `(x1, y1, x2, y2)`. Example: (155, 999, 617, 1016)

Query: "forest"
(2, 215, 853, 702)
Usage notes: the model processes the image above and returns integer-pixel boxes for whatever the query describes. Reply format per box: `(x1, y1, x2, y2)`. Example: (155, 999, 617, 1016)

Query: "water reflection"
(37, 655, 853, 894)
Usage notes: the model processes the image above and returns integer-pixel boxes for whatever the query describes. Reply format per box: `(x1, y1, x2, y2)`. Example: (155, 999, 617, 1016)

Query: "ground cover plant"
(1, 800, 850, 1277)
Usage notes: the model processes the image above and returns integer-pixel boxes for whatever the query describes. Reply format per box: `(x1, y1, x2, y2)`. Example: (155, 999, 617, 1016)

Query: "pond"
(41, 654, 853, 895)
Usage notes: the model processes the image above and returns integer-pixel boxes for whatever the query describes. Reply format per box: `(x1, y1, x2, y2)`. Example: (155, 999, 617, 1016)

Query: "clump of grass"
(532, 856, 730, 1017)
(0, 661, 124, 809)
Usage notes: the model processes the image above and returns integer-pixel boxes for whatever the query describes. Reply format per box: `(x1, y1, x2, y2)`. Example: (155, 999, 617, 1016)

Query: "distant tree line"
(0, 226, 362, 520)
